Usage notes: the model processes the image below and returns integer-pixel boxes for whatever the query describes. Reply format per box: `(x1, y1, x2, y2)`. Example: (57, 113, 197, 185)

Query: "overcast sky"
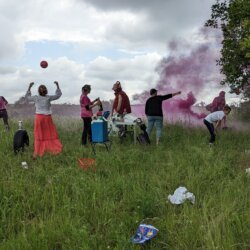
(0, 0, 240, 105)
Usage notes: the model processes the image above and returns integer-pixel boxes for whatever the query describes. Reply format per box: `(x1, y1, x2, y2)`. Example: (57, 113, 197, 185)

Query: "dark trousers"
(0, 109, 9, 125)
(203, 119, 215, 143)
(82, 117, 92, 145)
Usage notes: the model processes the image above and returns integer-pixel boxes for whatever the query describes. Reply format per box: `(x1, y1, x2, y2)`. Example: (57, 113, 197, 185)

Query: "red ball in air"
(40, 60, 48, 68)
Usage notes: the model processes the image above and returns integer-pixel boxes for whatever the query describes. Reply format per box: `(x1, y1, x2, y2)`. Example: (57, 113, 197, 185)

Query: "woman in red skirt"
(25, 81, 62, 158)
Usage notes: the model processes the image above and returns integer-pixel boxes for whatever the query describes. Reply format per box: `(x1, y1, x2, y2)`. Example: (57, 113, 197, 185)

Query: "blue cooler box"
(91, 120, 108, 142)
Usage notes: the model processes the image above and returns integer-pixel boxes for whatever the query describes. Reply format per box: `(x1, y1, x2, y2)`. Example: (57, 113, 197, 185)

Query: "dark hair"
(38, 85, 47, 96)
(223, 105, 231, 112)
(150, 88, 157, 96)
(82, 84, 91, 92)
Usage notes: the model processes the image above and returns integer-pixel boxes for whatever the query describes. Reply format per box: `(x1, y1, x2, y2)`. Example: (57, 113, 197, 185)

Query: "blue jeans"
(146, 116, 163, 141)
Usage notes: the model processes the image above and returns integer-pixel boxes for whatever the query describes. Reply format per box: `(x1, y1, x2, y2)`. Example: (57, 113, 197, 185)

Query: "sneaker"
(209, 143, 214, 147)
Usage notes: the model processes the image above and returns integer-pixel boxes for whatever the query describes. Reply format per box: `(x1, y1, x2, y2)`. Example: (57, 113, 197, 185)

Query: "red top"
(112, 90, 131, 115)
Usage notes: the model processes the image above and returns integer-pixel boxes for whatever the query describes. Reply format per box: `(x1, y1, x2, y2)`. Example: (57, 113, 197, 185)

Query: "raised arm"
(162, 91, 181, 100)
(25, 82, 37, 102)
(49, 81, 62, 101)
(28, 82, 34, 92)
(172, 91, 181, 97)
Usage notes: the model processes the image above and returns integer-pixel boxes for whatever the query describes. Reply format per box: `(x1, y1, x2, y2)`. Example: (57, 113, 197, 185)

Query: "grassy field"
(0, 117, 250, 250)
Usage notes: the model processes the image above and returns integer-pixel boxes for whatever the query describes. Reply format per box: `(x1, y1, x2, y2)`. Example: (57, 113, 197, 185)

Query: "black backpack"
(13, 121, 29, 154)
(137, 123, 150, 144)
(137, 132, 150, 144)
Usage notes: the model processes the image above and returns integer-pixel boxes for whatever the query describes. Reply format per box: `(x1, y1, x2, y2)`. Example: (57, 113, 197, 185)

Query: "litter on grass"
(131, 224, 158, 244)
(168, 186, 195, 205)
(245, 168, 250, 174)
(21, 161, 28, 169)
(78, 158, 96, 172)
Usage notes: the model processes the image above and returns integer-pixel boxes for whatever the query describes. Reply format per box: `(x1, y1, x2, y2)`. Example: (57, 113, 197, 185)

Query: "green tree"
(205, 0, 250, 98)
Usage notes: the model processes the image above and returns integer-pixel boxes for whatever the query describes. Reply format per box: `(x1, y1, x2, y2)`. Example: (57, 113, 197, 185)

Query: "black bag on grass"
(137, 132, 150, 144)
(137, 123, 150, 144)
(13, 121, 29, 154)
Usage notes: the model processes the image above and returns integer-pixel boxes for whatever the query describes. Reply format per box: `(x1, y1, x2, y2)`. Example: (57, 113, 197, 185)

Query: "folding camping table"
(112, 120, 137, 144)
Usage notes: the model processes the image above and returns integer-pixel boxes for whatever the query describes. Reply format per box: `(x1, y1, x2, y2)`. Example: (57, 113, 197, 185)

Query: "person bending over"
(203, 105, 231, 145)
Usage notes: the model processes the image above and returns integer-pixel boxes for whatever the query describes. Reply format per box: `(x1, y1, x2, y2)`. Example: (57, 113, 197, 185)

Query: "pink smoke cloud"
(132, 27, 224, 123)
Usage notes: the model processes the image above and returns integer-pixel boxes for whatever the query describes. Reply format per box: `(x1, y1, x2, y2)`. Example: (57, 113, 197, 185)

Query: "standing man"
(145, 88, 181, 145)
(0, 96, 10, 130)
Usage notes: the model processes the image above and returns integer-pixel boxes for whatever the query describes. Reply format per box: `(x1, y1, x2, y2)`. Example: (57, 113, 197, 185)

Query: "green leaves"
(206, 0, 250, 98)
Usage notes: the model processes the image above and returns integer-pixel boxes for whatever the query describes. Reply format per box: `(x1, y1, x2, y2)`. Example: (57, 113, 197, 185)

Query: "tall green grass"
(0, 118, 250, 249)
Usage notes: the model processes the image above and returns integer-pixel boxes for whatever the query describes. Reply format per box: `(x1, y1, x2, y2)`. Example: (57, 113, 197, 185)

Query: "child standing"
(0, 96, 10, 130)
(203, 105, 231, 145)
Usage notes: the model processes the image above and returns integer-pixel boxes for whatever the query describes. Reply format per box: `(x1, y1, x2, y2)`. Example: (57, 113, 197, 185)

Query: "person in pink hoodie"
(80, 84, 100, 145)
(0, 96, 10, 130)
(206, 91, 226, 113)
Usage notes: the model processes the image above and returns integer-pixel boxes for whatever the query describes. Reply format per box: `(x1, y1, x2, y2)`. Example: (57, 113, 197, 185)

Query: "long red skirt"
(34, 114, 62, 157)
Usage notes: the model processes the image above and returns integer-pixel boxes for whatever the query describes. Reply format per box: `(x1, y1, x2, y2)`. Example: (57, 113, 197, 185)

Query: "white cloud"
(0, 0, 216, 59)
(0, 0, 240, 106)
(1, 53, 161, 104)
(84, 53, 161, 100)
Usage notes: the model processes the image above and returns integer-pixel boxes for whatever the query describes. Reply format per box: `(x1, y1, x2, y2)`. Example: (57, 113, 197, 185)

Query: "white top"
(205, 111, 225, 123)
(25, 88, 62, 115)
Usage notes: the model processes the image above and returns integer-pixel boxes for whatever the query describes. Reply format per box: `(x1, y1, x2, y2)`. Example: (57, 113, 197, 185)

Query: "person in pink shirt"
(206, 91, 226, 112)
(0, 96, 10, 130)
(80, 84, 100, 145)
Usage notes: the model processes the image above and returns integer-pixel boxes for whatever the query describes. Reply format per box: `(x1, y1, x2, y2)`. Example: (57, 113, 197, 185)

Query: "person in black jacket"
(145, 88, 181, 145)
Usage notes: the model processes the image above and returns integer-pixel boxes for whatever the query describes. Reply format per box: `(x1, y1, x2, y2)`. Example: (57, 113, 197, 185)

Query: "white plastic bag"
(168, 186, 195, 205)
